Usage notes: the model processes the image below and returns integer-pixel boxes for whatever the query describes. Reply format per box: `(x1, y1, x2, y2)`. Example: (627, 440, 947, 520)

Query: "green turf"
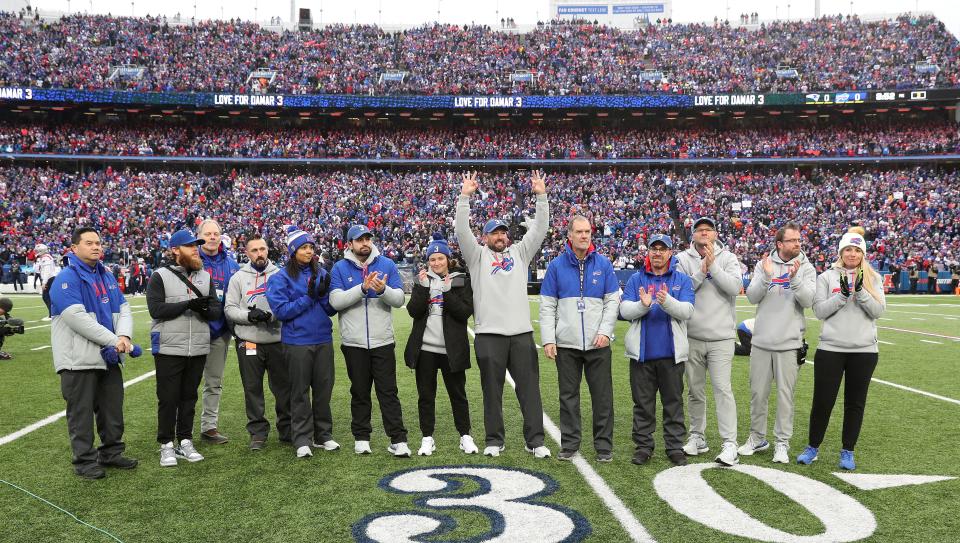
(0, 293, 958, 542)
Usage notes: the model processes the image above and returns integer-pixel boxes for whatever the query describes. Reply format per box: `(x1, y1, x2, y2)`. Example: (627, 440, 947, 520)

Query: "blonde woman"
(798, 227, 885, 470)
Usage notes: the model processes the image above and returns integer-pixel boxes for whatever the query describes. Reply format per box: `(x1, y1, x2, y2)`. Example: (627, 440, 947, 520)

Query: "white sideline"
(0, 370, 156, 447)
(467, 326, 656, 543)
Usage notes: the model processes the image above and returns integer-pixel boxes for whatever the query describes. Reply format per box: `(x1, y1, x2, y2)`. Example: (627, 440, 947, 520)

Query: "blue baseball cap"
(347, 224, 373, 241)
(483, 219, 509, 235)
(169, 229, 203, 248)
(692, 217, 716, 232)
(648, 234, 673, 249)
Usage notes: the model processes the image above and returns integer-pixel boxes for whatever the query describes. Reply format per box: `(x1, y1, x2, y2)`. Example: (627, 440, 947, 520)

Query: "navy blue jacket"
(266, 265, 336, 346)
(200, 246, 240, 340)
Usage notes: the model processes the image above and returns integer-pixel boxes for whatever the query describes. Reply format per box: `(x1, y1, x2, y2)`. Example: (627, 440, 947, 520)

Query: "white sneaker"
(175, 439, 204, 462)
(525, 445, 552, 459)
(682, 433, 709, 456)
(354, 440, 372, 455)
(418, 437, 436, 456)
(296, 445, 313, 458)
(459, 435, 479, 454)
(772, 442, 789, 464)
(313, 440, 340, 451)
(388, 442, 412, 457)
(159, 441, 177, 467)
(715, 441, 740, 466)
(483, 445, 505, 457)
(738, 435, 770, 456)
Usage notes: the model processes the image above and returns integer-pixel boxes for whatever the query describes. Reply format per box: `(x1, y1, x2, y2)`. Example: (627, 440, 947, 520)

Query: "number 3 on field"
(352, 466, 590, 543)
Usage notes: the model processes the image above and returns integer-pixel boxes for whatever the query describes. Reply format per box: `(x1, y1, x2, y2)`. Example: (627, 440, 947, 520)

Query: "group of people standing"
(47, 172, 885, 480)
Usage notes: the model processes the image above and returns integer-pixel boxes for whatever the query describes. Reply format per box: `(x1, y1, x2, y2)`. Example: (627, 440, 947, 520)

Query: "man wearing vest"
(50, 227, 137, 479)
(196, 219, 240, 445)
(147, 229, 223, 467)
(455, 170, 551, 459)
(540, 215, 620, 462)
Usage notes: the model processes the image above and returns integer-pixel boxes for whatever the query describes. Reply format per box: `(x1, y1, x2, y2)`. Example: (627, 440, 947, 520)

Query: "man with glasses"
(741, 222, 816, 463)
(676, 217, 743, 466)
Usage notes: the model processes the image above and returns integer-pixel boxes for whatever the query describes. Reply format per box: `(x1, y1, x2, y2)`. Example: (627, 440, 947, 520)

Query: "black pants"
(474, 333, 545, 449)
(341, 344, 407, 443)
(556, 346, 614, 453)
(42, 279, 53, 317)
(286, 343, 335, 448)
(59, 367, 126, 472)
(154, 354, 206, 444)
(808, 349, 878, 451)
(236, 340, 291, 443)
(415, 350, 471, 437)
(630, 358, 686, 454)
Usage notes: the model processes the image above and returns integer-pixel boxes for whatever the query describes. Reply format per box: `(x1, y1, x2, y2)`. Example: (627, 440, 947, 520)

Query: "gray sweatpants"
(201, 333, 231, 433)
(59, 367, 126, 472)
(748, 346, 801, 445)
(685, 338, 737, 444)
(474, 333, 545, 449)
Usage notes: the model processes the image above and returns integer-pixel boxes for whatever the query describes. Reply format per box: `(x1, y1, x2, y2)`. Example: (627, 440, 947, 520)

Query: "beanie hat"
(285, 225, 315, 256)
(425, 233, 451, 258)
(837, 231, 867, 255)
(34, 244, 50, 257)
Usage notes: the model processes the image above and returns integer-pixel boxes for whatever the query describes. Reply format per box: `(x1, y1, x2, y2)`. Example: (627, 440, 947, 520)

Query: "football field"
(0, 293, 958, 543)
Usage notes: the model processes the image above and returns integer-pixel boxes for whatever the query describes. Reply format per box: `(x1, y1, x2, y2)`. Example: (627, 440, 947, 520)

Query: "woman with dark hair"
(798, 226, 885, 470)
(266, 225, 338, 459)
(404, 234, 478, 456)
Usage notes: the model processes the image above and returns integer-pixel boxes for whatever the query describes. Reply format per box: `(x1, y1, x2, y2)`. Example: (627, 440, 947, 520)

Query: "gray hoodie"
(329, 246, 406, 349)
(676, 241, 743, 341)
(455, 192, 549, 335)
(813, 266, 886, 353)
(224, 261, 282, 345)
(745, 250, 816, 351)
(420, 270, 465, 354)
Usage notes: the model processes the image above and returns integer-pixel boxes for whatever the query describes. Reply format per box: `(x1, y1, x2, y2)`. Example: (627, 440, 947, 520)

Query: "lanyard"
(577, 258, 586, 301)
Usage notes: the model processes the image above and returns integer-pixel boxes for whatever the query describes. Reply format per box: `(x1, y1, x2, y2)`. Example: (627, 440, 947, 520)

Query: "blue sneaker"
(796, 446, 819, 465)
(839, 449, 856, 470)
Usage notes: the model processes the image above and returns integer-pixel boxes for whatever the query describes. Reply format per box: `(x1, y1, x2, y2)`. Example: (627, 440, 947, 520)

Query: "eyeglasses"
(693, 227, 716, 233)
(780, 238, 802, 244)
(649, 246, 671, 253)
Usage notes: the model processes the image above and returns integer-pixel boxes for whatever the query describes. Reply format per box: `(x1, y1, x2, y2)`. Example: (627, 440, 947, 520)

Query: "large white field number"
(352, 466, 590, 543)
(354, 465, 954, 542)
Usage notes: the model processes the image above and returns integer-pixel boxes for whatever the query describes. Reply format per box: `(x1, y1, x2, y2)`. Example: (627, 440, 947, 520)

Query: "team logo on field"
(490, 257, 515, 275)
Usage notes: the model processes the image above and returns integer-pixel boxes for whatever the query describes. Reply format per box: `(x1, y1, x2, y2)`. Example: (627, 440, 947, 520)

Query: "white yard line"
(24, 308, 148, 331)
(877, 340, 895, 345)
(0, 370, 156, 447)
(920, 339, 943, 345)
(467, 326, 656, 543)
(29, 345, 51, 351)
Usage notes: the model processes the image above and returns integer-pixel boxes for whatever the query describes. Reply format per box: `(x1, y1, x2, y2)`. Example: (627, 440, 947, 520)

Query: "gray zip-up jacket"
(676, 241, 743, 341)
(225, 261, 282, 345)
(745, 251, 816, 351)
(328, 246, 406, 349)
(813, 266, 886, 353)
(147, 266, 219, 357)
(455, 192, 549, 335)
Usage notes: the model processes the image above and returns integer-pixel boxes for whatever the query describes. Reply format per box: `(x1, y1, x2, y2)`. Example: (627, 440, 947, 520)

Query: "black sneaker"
(98, 456, 138, 469)
(76, 465, 106, 480)
(631, 449, 652, 465)
(557, 449, 578, 461)
(249, 438, 265, 451)
(201, 429, 229, 445)
(0, 351, 12, 360)
(596, 451, 613, 463)
(667, 450, 688, 466)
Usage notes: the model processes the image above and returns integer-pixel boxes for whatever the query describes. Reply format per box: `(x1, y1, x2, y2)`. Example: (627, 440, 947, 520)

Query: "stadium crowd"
(1, 12, 957, 95)
(2, 121, 958, 159)
(1, 165, 956, 279)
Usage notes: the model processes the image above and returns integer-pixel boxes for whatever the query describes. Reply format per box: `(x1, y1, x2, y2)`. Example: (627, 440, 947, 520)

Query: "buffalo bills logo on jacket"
(769, 272, 791, 291)
(490, 256, 515, 275)
(246, 286, 267, 305)
(429, 294, 444, 307)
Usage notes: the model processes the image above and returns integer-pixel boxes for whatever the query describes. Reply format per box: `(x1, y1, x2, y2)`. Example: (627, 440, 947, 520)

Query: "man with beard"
(196, 219, 240, 445)
(147, 229, 223, 467)
(329, 225, 410, 457)
(225, 234, 290, 451)
(741, 222, 816, 464)
(455, 171, 551, 459)
(676, 217, 743, 466)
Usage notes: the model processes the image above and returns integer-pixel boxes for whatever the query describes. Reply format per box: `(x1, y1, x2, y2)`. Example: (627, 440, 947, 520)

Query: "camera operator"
(0, 297, 25, 360)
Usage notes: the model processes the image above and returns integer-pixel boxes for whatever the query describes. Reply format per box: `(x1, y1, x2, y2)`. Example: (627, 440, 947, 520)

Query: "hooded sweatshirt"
(676, 240, 743, 341)
(328, 245, 405, 349)
(199, 245, 240, 340)
(455, 192, 549, 335)
(745, 250, 816, 351)
(812, 265, 886, 353)
(619, 256, 695, 363)
(225, 260, 282, 345)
